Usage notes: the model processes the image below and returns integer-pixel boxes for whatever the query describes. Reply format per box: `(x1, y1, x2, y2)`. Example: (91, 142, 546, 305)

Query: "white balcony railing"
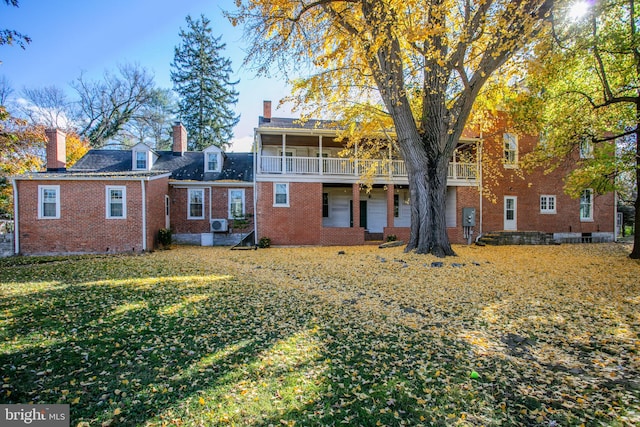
(259, 155, 477, 181)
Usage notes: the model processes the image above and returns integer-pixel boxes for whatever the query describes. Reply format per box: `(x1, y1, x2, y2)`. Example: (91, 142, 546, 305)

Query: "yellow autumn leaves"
(0, 243, 638, 426)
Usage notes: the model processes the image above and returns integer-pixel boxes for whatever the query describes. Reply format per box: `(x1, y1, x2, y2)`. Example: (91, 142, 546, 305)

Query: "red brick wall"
(145, 177, 170, 249)
(16, 179, 150, 255)
(480, 116, 615, 235)
(256, 181, 323, 245)
(169, 185, 254, 234)
(447, 186, 481, 244)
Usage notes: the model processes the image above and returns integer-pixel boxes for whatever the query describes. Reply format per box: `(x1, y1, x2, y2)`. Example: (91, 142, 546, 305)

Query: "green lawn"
(1, 244, 639, 426)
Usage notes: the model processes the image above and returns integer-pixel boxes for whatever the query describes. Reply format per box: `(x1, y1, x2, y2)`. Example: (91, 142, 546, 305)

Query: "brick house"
(11, 124, 254, 255)
(254, 101, 616, 245)
(11, 103, 615, 255)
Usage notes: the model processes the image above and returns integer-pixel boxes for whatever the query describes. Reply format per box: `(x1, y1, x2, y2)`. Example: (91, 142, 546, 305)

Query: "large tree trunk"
(398, 130, 456, 257)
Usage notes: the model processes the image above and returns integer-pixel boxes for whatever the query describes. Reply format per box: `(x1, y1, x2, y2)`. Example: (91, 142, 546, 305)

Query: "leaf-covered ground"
(0, 243, 638, 426)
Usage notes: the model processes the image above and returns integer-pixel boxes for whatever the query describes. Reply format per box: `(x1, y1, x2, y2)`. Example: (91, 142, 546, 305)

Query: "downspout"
(253, 133, 259, 245)
(141, 180, 147, 251)
(12, 178, 19, 255)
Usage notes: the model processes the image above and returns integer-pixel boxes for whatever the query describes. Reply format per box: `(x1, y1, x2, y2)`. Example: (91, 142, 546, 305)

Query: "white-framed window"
(38, 185, 60, 219)
(540, 195, 556, 214)
(106, 186, 127, 219)
(206, 152, 221, 172)
(188, 188, 205, 219)
(134, 151, 147, 170)
(580, 189, 593, 221)
(228, 189, 245, 219)
(579, 139, 594, 159)
(503, 133, 518, 167)
(274, 183, 289, 207)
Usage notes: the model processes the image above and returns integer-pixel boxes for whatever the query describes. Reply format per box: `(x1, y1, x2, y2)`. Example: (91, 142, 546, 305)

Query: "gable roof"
(70, 150, 253, 182)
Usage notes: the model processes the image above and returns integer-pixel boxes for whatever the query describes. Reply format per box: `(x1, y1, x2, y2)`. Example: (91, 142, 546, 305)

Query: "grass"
(0, 243, 639, 426)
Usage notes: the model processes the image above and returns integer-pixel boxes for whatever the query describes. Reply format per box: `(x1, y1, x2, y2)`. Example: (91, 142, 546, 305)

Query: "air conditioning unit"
(210, 218, 228, 232)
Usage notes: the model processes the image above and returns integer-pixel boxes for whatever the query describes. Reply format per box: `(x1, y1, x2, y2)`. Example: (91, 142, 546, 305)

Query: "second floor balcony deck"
(257, 155, 478, 185)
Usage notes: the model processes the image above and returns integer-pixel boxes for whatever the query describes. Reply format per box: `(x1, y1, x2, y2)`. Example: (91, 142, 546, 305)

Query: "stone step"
(477, 231, 555, 246)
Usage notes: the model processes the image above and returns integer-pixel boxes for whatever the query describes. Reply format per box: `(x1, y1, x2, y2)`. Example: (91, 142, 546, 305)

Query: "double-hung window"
(580, 189, 593, 221)
(228, 189, 245, 219)
(540, 195, 556, 214)
(579, 139, 594, 159)
(503, 133, 518, 167)
(38, 185, 60, 219)
(206, 152, 220, 172)
(106, 186, 126, 219)
(274, 183, 289, 206)
(188, 189, 205, 219)
(135, 151, 147, 170)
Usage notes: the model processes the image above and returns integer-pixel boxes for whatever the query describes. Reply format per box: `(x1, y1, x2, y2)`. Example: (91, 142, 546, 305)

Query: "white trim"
(169, 181, 253, 188)
(580, 189, 594, 222)
(228, 188, 246, 219)
(133, 150, 149, 171)
(257, 126, 482, 143)
(273, 182, 290, 207)
(503, 133, 518, 168)
(504, 196, 517, 230)
(14, 173, 171, 181)
(105, 186, 127, 219)
(187, 188, 205, 220)
(38, 185, 60, 219)
(540, 195, 557, 214)
(204, 151, 223, 173)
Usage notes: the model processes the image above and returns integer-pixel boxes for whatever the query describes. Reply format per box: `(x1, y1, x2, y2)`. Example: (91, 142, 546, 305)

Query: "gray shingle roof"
(70, 150, 253, 182)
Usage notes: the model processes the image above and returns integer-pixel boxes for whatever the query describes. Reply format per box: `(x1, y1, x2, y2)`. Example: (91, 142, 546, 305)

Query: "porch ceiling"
(261, 134, 345, 147)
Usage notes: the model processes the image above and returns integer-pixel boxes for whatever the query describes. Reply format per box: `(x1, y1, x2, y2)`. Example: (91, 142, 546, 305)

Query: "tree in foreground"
(171, 15, 239, 151)
(0, 0, 30, 53)
(514, 0, 640, 258)
(229, 0, 553, 256)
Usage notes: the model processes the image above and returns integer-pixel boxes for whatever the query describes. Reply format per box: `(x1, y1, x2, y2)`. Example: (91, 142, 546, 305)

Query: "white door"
(504, 196, 517, 230)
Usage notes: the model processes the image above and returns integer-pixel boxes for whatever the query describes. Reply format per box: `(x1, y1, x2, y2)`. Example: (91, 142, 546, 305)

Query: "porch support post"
(319, 135, 323, 175)
(281, 133, 286, 174)
(352, 183, 361, 228)
(386, 184, 395, 229)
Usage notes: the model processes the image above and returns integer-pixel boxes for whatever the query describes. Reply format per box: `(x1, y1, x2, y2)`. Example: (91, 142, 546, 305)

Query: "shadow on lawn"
(0, 270, 322, 425)
(1, 253, 638, 426)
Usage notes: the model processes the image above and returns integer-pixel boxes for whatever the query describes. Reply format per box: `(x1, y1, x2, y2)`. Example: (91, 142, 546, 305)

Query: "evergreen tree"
(171, 15, 239, 151)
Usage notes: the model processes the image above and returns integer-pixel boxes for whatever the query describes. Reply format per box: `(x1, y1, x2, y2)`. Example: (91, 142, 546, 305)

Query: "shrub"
(158, 228, 172, 248)
(258, 237, 271, 248)
(386, 234, 397, 242)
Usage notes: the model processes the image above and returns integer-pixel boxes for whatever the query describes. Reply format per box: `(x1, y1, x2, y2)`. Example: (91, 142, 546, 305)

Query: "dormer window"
(135, 151, 147, 170)
(207, 152, 220, 172)
(131, 143, 157, 171)
(203, 146, 223, 173)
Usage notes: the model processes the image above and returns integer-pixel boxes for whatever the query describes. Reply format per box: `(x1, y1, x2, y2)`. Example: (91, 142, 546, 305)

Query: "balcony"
(257, 155, 478, 185)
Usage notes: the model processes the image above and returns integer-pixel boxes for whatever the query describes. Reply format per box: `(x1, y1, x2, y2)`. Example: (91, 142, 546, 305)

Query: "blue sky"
(0, 0, 294, 151)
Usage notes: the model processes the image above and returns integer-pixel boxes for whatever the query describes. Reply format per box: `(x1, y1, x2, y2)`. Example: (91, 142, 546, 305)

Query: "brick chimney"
(45, 128, 66, 172)
(172, 122, 187, 156)
(263, 100, 271, 122)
